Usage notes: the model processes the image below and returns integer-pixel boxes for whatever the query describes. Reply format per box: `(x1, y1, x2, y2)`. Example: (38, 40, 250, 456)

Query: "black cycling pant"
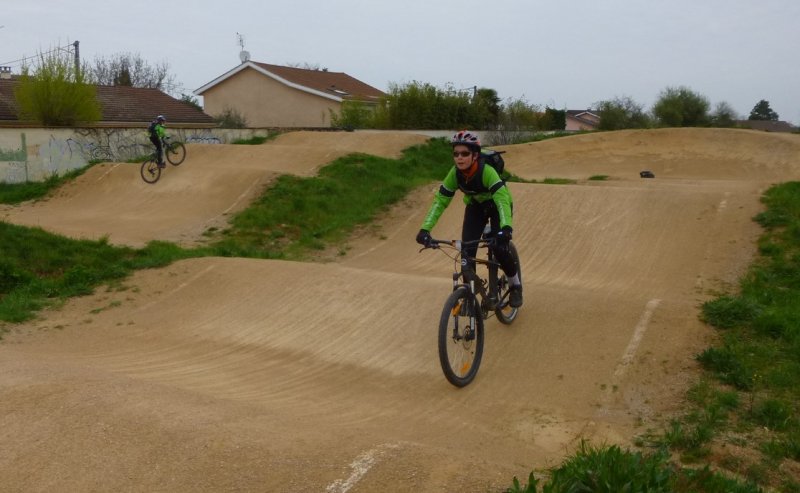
(150, 135, 164, 164)
(461, 200, 518, 278)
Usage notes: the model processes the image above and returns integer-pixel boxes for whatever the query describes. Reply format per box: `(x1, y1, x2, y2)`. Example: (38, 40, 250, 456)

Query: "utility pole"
(73, 40, 80, 74)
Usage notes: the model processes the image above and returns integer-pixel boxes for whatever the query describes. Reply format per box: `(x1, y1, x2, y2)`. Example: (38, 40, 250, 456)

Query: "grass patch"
(506, 441, 762, 492)
(231, 132, 280, 145)
(0, 164, 96, 204)
(208, 138, 453, 259)
(0, 222, 203, 326)
(640, 180, 800, 489)
(589, 174, 609, 181)
(542, 177, 576, 185)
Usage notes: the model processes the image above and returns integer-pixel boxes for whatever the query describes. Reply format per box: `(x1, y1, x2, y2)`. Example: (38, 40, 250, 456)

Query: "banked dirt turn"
(1, 129, 799, 492)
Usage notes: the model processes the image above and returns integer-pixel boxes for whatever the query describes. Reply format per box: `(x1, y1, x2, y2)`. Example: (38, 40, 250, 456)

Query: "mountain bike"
(164, 137, 186, 166)
(420, 230, 522, 387)
(139, 138, 186, 184)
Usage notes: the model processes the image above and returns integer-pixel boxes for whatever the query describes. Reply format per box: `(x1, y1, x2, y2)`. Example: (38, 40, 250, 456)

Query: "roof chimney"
(0, 66, 11, 79)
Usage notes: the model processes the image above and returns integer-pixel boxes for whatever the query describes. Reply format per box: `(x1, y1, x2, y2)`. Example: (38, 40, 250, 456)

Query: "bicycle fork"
(450, 273, 477, 342)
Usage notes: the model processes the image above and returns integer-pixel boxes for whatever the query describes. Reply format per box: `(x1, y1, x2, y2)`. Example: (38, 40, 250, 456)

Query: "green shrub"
(701, 295, 760, 329)
(14, 49, 101, 125)
(214, 107, 247, 128)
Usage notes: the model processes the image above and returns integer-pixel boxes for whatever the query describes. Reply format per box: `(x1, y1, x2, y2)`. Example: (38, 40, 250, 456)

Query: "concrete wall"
(0, 127, 562, 183)
(202, 67, 341, 128)
(0, 127, 270, 183)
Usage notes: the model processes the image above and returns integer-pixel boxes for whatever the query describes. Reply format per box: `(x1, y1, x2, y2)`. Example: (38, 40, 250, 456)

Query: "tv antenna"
(236, 32, 250, 63)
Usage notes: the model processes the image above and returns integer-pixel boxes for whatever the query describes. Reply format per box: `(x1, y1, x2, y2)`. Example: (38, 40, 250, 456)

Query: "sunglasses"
(452, 151, 473, 158)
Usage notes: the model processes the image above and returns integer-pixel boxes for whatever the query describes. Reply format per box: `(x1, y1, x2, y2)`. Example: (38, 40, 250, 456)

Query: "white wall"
(0, 127, 268, 183)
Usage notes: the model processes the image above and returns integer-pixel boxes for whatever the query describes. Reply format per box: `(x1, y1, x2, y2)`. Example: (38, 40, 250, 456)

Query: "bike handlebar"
(422, 236, 496, 250)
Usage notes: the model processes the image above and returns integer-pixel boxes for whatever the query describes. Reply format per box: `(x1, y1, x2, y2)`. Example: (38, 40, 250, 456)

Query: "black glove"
(495, 226, 513, 245)
(416, 229, 432, 246)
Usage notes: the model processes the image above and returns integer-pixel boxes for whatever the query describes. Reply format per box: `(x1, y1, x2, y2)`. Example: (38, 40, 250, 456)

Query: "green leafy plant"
(653, 86, 710, 127)
(0, 166, 92, 204)
(231, 132, 280, 145)
(14, 48, 101, 126)
(213, 107, 247, 128)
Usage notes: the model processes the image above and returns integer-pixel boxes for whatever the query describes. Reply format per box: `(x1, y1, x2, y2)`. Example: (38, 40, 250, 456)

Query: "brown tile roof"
(735, 120, 796, 133)
(94, 85, 214, 125)
(0, 78, 215, 126)
(566, 109, 600, 128)
(196, 61, 385, 102)
(0, 78, 18, 121)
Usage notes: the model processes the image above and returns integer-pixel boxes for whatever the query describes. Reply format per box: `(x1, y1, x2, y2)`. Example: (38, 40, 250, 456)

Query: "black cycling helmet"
(450, 130, 481, 153)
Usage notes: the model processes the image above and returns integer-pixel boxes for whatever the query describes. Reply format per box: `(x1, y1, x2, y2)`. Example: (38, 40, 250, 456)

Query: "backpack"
(147, 120, 159, 136)
(479, 149, 507, 178)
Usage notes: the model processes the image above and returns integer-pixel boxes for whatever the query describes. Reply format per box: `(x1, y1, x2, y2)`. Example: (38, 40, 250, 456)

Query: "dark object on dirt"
(640, 170, 655, 178)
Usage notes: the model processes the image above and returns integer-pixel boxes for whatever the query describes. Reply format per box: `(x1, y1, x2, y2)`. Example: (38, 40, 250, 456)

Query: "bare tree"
(710, 101, 739, 127)
(285, 61, 328, 71)
(87, 52, 178, 93)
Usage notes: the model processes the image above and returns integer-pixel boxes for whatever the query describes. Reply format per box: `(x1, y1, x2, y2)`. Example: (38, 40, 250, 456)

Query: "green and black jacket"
(421, 162, 513, 232)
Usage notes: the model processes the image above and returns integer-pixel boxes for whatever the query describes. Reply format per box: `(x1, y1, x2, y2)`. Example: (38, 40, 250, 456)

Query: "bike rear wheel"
(140, 158, 161, 184)
(165, 141, 186, 165)
(438, 286, 484, 387)
(495, 241, 522, 324)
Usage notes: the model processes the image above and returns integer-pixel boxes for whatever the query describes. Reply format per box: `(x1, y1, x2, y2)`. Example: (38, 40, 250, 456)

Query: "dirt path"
(0, 131, 428, 247)
(1, 128, 799, 492)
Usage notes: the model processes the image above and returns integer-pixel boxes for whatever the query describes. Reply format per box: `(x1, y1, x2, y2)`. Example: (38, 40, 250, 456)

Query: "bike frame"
(428, 237, 503, 320)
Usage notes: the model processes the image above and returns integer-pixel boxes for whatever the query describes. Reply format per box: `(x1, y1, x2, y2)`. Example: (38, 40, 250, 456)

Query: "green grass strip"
(208, 138, 453, 259)
(0, 222, 202, 324)
(631, 180, 800, 490)
(507, 441, 762, 492)
(0, 164, 96, 204)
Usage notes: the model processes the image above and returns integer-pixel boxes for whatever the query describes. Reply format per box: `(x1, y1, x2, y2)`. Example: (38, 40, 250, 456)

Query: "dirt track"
(1, 128, 799, 492)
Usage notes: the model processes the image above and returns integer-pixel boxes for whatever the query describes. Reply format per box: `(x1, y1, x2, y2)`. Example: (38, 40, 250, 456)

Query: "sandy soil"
(1, 128, 799, 492)
(0, 131, 428, 247)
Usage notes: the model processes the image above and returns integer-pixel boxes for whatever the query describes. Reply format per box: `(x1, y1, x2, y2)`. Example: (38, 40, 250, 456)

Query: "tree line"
(596, 89, 780, 131)
(10, 47, 785, 131)
(335, 83, 783, 133)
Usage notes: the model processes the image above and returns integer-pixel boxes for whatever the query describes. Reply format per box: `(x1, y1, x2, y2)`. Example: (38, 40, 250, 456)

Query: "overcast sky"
(3, 0, 799, 124)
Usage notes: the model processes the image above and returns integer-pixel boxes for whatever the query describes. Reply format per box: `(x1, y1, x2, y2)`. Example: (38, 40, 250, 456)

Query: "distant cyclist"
(148, 115, 167, 168)
(416, 130, 523, 307)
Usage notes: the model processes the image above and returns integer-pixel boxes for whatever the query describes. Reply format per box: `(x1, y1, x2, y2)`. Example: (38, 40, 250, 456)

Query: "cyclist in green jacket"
(148, 115, 167, 168)
(416, 130, 523, 307)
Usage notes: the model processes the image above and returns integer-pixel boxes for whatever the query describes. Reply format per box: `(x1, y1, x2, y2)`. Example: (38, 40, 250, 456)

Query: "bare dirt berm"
(2, 128, 799, 492)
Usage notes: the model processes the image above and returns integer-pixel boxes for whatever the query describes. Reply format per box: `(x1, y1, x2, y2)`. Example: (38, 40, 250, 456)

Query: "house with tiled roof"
(0, 74, 215, 128)
(566, 109, 600, 131)
(195, 61, 386, 128)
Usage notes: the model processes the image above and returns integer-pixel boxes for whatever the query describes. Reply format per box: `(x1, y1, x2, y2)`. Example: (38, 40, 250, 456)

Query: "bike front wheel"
(495, 241, 522, 324)
(140, 158, 161, 184)
(438, 286, 484, 387)
(165, 141, 186, 165)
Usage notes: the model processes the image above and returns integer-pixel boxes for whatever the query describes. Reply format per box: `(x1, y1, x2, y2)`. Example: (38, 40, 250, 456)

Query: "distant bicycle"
(420, 227, 522, 387)
(140, 137, 186, 184)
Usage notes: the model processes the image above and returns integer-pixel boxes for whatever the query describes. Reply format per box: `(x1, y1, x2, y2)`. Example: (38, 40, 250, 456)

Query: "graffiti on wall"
(0, 133, 29, 183)
(186, 133, 221, 144)
(0, 133, 27, 162)
(1, 127, 241, 184)
(70, 128, 153, 161)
